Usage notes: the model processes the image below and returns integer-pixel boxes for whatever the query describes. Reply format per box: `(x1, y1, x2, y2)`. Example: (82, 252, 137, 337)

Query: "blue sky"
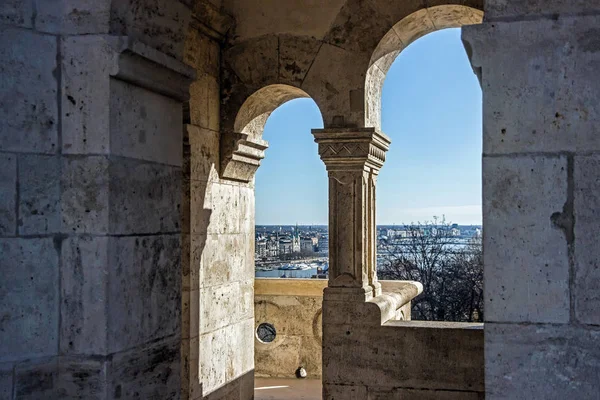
(255, 28, 482, 226)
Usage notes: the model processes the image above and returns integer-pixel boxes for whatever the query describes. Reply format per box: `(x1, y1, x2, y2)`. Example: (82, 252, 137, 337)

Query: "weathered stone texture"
(483, 155, 569, 323)
(189, 74, 220, 130)
(108, 159, 181, 235)
(34, 0, 111, 35)
(0, 154, 17, 236)
(574, 155, 600, 325)
(0, 0, 33, 28)
(187, 124, 220, 182)
(0, 27, 58, 154)
(0, 362, 13, 400)
(18, 155, 60, 235)
(108, 337, 181, 400)
(470, 16, 600, 154)
(324, 322, 484, 392)
(61, 156, 109, 234)
(0, 238, 58, 361)
(107, 235, 181, 353)
(486, 323, 600, 399)
(14, 358, 59, 400)
(110, 0, 191, 60)
(110, 79, 183, 166)
(61, 36, 115, 155)
(199, 318, 254, 396)
(60, 236, 109, 355)
(485, 0, 600, 20)
(58, 357, 108, 400)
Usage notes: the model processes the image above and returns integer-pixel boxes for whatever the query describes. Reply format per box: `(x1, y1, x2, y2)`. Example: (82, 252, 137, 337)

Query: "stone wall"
(0, 1, 195, 398)
(181, 5, 255, 400)
(463, 2, 600, 398)
(254, 279, 424, 380)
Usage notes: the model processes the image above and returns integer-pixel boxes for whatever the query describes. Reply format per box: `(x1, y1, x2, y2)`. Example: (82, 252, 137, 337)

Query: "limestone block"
(0, 0, 32, 28)
(486, 323, 600, 399)
(391, 8, 434, 47)
(323, 323, 483, 391)
(0, 362, 13, 400)
(426, 5, 483, 31)
(57, 357, 108, 400)
(13, 358, 58, 399)
(0, 238, 58, 361)
(240, 280, 254, 321)
(483, 155, 569, 323)
(61, 156, 109, 234)
(302, 43, 368, 128)
(17, 155, 60, 235)
(189, 74, 220, 131)
(199, 327, 228, 393)
(34, 0, 110, 34)
(110, 79, 182, 166)
(0, 154, 16, 236)
(239, 318, 255, 375)
(186, 234, 207, 290)
(198, 234, 245, 287)
(323, 384, 367, 400)
(108, 159, 181, 235)
(181, 288, 199, 340)
(0, 28, 57, 154)
(200, 282, 241, 333)
(279, 34, 322, 86)
(368, 387, 483, 400)
(188, 125, 220, 181)
(574, 155, 600, 325)
(190, 181, 212, 235)
(184, 28, 219, 78)
(110, 0, 191, 60)
(107, 235, 181, 353)
(468, 17, 600, 154)
(61, 36, 116, 155)
(108, 337, 180, 400)
(224, 35, 278, 87)
(208, 183, 241, 234)
(60, 236, 109, 355)
(238, 186, 255, 234)
(485, 0, 600, 20)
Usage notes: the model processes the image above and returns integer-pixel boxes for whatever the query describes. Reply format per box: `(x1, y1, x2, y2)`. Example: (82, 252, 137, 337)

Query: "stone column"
(312, 128, 390, 301)
(463, 3, 600, 398)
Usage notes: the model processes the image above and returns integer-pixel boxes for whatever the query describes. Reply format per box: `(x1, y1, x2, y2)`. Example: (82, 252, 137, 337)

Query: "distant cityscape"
(255, 224, 482, 279)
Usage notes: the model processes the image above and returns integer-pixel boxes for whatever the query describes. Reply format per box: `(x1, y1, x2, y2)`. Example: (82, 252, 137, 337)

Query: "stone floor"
(254, 378, 321, 400)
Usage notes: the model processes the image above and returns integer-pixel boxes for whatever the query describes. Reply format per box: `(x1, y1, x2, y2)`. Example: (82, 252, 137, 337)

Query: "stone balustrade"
(254, 278, 484, 398)
(253, 278, 421, 379)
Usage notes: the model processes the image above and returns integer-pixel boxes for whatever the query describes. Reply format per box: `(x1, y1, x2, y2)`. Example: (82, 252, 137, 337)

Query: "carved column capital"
(312, 127, 390, 302)
(312, 128, 390, 173)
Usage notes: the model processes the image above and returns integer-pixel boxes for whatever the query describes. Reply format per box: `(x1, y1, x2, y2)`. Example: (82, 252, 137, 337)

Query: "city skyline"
(255, 28, 482, 226)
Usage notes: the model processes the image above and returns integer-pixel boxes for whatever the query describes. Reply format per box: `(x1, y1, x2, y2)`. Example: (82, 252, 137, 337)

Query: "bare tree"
(378, 217, 483, 322)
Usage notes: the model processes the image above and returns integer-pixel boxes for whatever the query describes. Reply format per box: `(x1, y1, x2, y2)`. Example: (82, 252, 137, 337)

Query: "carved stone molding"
(312, 128, 390, 302)
(220, 131, 269, 182)
(313, 127, 390, 172)
(109, 37, 196, 101)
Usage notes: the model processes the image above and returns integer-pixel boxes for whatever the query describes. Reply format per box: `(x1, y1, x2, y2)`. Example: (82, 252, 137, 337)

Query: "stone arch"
(365, 5, 484, 129)
(221, 84, 323, 182)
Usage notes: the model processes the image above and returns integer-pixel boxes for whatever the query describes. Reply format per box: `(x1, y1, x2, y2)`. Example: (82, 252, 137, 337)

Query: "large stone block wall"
(0, 1, 194, 398)
(181, 6, 253, 400)
(463, 3, 600, 398)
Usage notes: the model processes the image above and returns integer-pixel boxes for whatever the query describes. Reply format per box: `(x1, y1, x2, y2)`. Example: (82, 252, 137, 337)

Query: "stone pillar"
(313, 128, 390, 301)
(0, 3, 195, 397)
(463, 2, 600, 398)
(313, 128, 393, 399)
